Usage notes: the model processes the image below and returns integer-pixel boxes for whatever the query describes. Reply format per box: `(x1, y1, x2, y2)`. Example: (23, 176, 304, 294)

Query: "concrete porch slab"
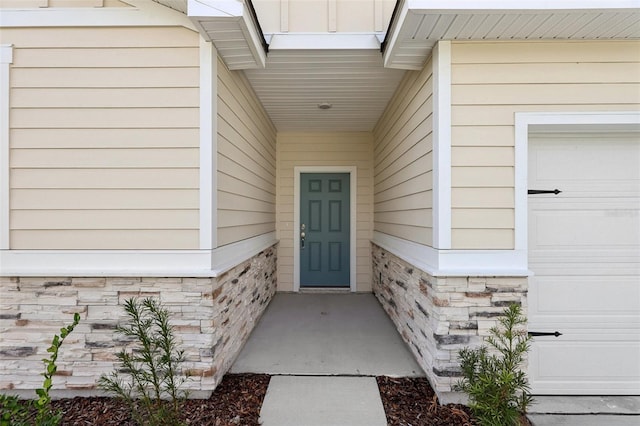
(259, 376, 387, 426)
(529, 396, 640, 414)
(231, 293, 424, 377)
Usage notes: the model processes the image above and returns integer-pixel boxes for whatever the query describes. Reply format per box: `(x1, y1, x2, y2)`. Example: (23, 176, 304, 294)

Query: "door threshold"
(299, 287, 352, 294)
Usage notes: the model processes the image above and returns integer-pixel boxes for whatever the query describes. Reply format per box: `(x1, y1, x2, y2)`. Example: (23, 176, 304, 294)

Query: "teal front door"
(300, 173, 350, 287)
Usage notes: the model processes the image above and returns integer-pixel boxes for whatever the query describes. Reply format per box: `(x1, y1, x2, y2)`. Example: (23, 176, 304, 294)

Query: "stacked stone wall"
(0, 245, 277, 397)
(372, 243, 527, 402)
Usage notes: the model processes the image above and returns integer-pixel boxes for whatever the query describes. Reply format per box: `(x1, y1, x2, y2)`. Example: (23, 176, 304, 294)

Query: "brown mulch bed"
(41, 374, 479, 425)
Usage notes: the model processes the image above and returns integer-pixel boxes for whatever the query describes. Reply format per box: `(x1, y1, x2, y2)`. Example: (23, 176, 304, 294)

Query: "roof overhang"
(186, 0, 268, 70)
(383, 0, 640, 70)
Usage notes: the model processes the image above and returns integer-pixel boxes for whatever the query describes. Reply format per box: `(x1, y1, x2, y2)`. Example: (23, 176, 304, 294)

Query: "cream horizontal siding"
(253, 0, 396, 33)
(451, 40, 640, 249)
(372, 57, 433, 246)
(4, 26, 200, 250)
(276, 132, 373, 292)
(217, 57, 277, 247)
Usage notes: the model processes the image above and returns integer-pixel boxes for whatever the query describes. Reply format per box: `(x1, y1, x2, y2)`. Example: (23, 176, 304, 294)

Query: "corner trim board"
(0, 45, 12, 250)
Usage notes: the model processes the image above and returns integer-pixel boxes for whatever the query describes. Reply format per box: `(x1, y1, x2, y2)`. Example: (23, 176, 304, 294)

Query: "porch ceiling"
(243, 48, 406, 132)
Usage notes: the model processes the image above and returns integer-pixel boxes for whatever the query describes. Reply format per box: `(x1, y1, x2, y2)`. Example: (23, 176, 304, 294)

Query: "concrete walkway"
(231, 293, 640, 425)
(231, 293, 423, 425)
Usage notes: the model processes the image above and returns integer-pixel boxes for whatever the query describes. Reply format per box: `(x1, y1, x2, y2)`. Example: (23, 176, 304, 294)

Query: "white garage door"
(528, 132, 640, 395)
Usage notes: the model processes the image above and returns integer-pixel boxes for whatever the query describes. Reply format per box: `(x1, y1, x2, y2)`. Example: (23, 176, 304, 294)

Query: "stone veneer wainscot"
(0, 245, 277, 397)
(371, 243, 528, 404)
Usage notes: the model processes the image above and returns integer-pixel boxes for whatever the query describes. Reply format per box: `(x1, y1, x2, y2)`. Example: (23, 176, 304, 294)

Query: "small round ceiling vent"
(317, 102, 333, 110)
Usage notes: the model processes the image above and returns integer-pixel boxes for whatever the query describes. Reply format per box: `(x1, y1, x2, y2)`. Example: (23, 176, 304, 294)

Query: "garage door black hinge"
(528, 189, 562, 195)
(528, 331, 563, 337)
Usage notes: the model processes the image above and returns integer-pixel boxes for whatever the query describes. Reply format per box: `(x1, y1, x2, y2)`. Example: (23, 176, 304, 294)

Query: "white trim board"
(294, 166, 358, 293)
(432, 40, 452, 250)
(405, 0, 640, 11)
(0, 45, 12, 250)
(514, 111, 640, 254)
(0, 233, 278, 278)
(372, 231, 528, 277)
(199, 38, 217, 250)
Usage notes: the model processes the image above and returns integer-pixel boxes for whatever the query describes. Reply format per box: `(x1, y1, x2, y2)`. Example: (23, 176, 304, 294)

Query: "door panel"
(300, 173, 350, 287)
(528, 134, 640, 395)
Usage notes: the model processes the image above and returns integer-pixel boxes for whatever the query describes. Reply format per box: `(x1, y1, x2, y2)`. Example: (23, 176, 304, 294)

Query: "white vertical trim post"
(432, 40, 452, 250)
(328, 0, 337, 32)
(0, 45, 13, 250)
(294, 166, 358, 293)
(199, 38, 217, 250)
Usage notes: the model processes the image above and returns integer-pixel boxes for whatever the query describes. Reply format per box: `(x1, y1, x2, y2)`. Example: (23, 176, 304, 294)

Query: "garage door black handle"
(528, 189, 562, 195)
(528, 331, 562, 337)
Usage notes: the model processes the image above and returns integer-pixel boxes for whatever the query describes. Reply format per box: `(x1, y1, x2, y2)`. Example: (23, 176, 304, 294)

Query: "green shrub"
(0, 312, 81, 426)
(98, 297, 188, 426)
(454, 304, 533, 426)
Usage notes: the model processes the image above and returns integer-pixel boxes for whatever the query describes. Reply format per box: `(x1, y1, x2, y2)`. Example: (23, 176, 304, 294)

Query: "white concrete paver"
(259, 376, 387, 426)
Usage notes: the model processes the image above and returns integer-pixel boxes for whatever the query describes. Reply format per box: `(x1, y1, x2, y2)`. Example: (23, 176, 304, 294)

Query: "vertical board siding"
(4, 26, 200, 250)
(372, 58, 434, 246)
(276, 132, 374, 292)
(451, 40, 640, 250)
(252, 0, 396, 33)
(217, 58, 277, 247)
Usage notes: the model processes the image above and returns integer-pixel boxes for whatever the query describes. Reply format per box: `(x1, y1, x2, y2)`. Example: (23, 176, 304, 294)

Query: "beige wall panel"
(11, 230, 198, 250)
(451, 188, 513, 209)
(10, 128, 199, 148)
(375, 222, 432, 246)
(452, 84, 639, 106)
(451, 167, 513, 188)
(451, 126, 513, 147)
(11, 210, 198, 230)
(12, 47, 199, 68)
(452, 62, 640, 85)
(12, 67, 200, 88)
(218, 155, 276, 194)
(218, 224, 276, 247)
(450, 147, 513, 167)
(11, 169, 198, 189)
(11, 148, 198, 168)
(1, 27, 196, 48)
(375, 191, 431, 213)
(5, 26, 200, 250)
(217, 58, 277, 247)
(451, 209, 514, 229)
(287, 0, 329, 32)
(375, 172, 431, 203)
(276, 132, 374, 292)
(11, 88, 199, 108)
(12, 108, 199, 129)
(218, 191, 275, 213)
(450, 41, 640, 250)
(451, 229, 513, 250)
(375, 160, 432, 195)
(217, 173, 274, 203)
(11, 189, 199, 210)
(451, 41, 640, 64)
(218, 211, 276, 228)
(373, 58, 433, 246)
(336, 1, 374, 32)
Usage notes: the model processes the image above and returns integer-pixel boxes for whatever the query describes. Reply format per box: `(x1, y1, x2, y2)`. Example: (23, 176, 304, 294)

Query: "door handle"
(300, 231, 305, 249)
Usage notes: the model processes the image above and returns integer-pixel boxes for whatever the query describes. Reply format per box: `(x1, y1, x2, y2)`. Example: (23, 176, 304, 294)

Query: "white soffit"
(384, 0, 640, 70)
(186, 0, 267, 69)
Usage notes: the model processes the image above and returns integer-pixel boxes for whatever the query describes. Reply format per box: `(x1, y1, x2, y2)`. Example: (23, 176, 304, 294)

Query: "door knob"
(300, 231, 306, 249)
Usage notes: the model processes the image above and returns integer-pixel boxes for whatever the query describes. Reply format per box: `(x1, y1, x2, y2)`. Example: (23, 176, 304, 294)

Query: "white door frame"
(294, 166, 357, 292)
